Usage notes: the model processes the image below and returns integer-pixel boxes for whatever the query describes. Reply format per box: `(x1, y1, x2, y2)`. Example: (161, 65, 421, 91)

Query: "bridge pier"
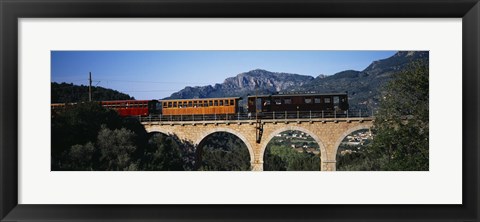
(251, 161, 263, 171)
(321, 160, 336, 171)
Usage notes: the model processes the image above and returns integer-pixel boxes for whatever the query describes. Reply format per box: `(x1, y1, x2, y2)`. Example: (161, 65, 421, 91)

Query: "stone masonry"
(142, 118, 374, 171)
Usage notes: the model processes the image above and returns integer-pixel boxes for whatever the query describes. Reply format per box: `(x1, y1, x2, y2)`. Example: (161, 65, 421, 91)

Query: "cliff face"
(168, 69, 314, 100)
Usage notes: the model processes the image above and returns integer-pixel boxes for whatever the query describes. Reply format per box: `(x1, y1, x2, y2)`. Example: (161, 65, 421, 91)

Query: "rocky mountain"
(166, 51, 429, 111)
(168, 69, 314, 101)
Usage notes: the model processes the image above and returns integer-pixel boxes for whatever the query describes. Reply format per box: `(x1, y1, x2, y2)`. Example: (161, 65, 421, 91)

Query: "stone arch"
(144, 127, 172, 136)
(195, 127, 254, 164)
(332, 123, 373, 162)
(260, 125, 327, 169)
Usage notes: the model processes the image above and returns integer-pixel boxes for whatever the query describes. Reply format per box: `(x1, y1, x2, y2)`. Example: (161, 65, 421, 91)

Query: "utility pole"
(255, 81, 258, 121)
(89, 72, 92, 102)
(254, 81, 263, 143)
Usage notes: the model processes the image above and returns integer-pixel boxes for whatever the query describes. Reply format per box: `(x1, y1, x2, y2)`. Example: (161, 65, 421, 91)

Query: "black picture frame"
(1, 0, 479, 221)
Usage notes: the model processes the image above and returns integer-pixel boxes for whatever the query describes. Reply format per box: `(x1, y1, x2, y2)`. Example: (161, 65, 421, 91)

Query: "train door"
(339, 95, 349, 110)
(148, 100, 161, 115)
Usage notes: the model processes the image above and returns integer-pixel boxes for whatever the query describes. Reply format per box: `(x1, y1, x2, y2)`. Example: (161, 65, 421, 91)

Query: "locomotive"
(51, 92, 349, 119)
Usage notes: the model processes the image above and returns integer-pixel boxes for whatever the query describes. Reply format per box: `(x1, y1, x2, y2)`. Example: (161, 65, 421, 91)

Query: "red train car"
(101, 100, 160, 117)
(51, 100, 160, 117)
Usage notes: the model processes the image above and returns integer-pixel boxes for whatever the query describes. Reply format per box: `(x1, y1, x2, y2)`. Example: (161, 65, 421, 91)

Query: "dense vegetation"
(51, 82, 134, 103)
(198, 133, 251, 171)
(336, 62, 429, 171)
(52, 102, 196, 170)
(264, 132, 320, 171)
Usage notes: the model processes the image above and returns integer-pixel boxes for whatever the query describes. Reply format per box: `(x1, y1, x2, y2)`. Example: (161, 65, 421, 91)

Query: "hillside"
(288, 51, 429, 109)
(51, 82, 134, 103)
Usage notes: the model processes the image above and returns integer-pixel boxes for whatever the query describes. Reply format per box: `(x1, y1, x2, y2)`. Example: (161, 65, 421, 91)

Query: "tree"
(67, 142, 96, 170)
(368, 62, 429, 170)
(198, 133, 251, 171)
(97, 126, 138, 170)
(51, 102, 123, 170)
(143, 133, 185, 171)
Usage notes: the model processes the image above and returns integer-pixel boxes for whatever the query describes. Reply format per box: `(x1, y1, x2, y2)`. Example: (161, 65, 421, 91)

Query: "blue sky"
(51, 50, 396, 100)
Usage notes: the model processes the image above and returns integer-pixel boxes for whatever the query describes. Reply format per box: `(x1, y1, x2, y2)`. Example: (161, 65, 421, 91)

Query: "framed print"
(1, 0, 479, 221)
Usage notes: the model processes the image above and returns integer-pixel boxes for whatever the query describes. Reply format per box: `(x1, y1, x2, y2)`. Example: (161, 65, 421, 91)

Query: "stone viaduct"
(142, 117, 374, 171)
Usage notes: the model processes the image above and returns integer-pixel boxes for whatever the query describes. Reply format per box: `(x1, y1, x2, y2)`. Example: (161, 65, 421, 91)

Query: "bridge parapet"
(140, 117, 374, 126)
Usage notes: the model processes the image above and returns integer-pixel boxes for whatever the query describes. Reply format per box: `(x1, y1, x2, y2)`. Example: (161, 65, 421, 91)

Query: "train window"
(315, 98, 321, 103)
(198, 101, 203, 107)
(203, 101, 208, 107)
(325, 98, 331, 103)
(225, 100, 230, 106)
(219, 100, 224, 106)
(173, 102, 177, 107)
(264, 100, 271, 105)
(275, 99, 282, 105)
(188, 101, 193, 107)
(284, 98, 291, 104)
(230, 100, 234, 105)
(193, 101, 198, 107)
(209, 101, 213, 106)
(214, 100, 218, 106)
(334, 96, 340, 104)
(168, 102, 172, 108)
(304, 98, 312, 104)
(163, 102, 167, 108)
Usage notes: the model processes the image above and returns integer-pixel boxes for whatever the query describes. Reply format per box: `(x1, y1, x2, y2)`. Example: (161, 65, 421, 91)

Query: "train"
(51, 92, 349, 119)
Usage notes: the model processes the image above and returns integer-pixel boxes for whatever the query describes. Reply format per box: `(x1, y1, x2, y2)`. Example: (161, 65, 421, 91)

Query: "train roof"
(160, 97, 242, 102)
(247, 92, 348, 98)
